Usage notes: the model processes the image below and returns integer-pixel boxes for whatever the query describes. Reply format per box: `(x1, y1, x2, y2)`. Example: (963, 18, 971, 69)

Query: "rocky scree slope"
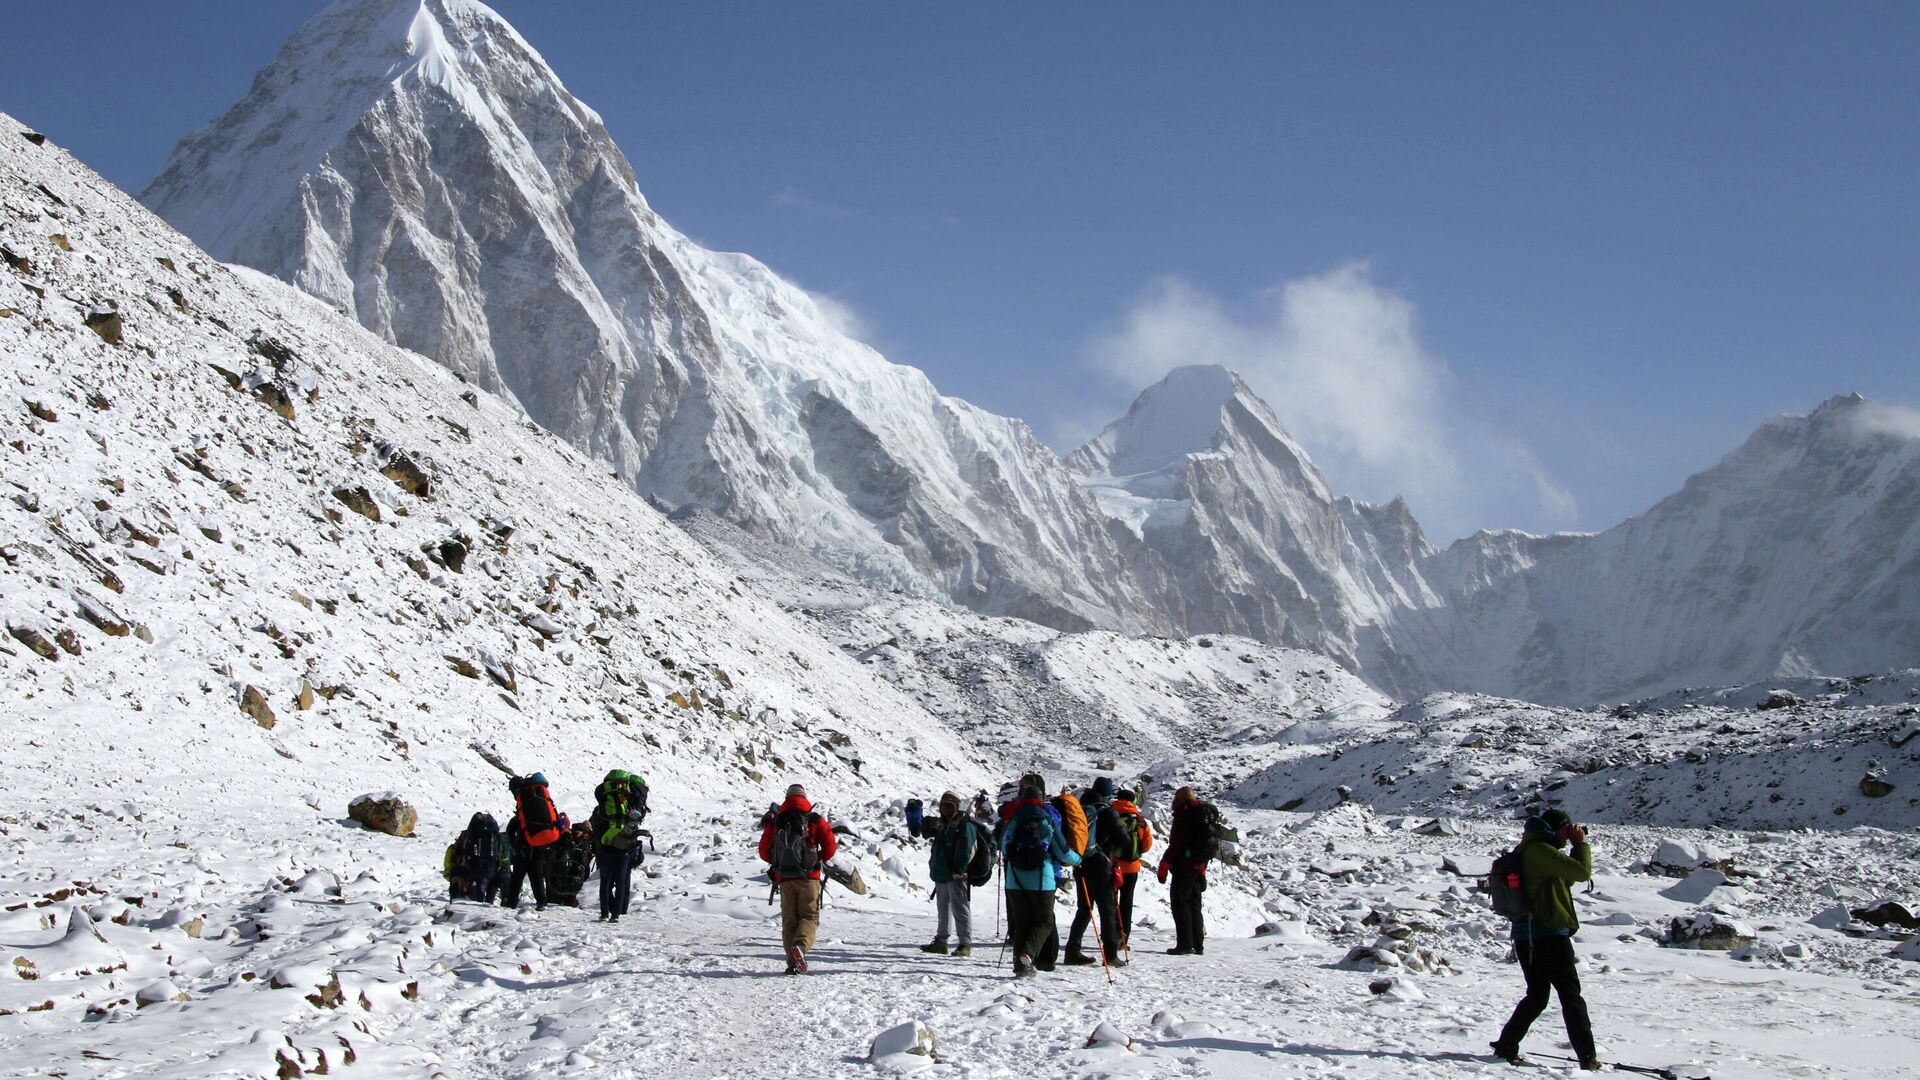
(0, 110, 992, 829)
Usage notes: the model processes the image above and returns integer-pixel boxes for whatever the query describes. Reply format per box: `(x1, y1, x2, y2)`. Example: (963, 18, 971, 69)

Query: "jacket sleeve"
(1051, 818, 1083, 867)
(1140, 818, 1155, 854)
(815, 817, 839, 863)
(757, 822, 776, 863)
(1530, 842, 1593, 883)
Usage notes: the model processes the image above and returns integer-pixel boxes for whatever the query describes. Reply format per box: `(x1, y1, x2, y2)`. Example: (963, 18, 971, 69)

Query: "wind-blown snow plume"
(1088, 263, 1578, 540)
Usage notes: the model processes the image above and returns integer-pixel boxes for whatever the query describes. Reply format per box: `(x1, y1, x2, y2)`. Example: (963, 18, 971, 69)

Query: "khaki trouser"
(779, 878, 822, 954)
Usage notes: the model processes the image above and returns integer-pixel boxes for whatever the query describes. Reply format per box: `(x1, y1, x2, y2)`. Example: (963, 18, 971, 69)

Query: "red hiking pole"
(1078, 875, 1115, 985)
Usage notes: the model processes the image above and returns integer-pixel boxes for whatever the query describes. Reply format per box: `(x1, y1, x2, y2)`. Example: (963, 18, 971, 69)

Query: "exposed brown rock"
(239, 685, 277, 729)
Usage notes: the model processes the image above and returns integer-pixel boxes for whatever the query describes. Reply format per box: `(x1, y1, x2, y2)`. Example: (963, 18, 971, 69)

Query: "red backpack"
(518, 782, 561, 847)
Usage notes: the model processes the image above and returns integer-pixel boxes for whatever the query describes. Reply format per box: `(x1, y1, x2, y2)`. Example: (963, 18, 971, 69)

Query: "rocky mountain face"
(139, 0, 1920, 705)
(140, 0, 1177, 633)
(1067, 366, 1442, 693)
(1413, 394, 1920, 703)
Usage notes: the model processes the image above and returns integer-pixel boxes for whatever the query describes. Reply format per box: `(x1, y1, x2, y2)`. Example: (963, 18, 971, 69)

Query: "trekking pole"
(1078, 876, 1115, 986)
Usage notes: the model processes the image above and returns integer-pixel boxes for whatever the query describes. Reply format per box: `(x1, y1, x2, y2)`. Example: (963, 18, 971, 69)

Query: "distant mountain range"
(139, 0, 1920, 704)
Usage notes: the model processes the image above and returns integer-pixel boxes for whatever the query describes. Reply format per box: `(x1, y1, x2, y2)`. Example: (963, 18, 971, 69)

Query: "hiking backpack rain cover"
(770, 808, 823, 878)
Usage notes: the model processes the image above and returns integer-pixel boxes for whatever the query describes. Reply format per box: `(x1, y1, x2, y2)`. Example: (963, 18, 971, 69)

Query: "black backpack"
(1190, 802, 1232, 862)
(461, 813, 499, 876)
(1007, 814, 1052, 872)
(1091, 804, 1129, 860)
(769, 808, 823, 878)
(965, 820, 995, 887)
(1489, 848, 1532, 921)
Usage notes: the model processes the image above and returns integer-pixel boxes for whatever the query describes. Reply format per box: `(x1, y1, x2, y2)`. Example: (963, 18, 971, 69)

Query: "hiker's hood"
(1112, 799, 1140, 815)
(779, 794, 814, 814)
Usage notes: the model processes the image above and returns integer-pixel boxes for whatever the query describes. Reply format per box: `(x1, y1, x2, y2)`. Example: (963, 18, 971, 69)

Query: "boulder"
(7, 622, 59, 661)
(868, 1020, 937, 1068)
(1659, 868, 1732, 904)
(1757, 689, 1803, 711)
(1666, 911, 1756, 951)
(347, 793, 417, 838)
(331, 486, 380, 522)
(239, 685, 276, 729)
(1859, 774, 1895, 798)
(1084, 1022, 1132, 1051)
(83, 308, 122, 345)
(1648, 838, 1735, 877)
(135, 979, 186, 1007)
(1849, 901, 1918, 930)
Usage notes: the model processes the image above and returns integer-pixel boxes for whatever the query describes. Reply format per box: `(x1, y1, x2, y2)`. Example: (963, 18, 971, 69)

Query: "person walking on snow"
(591, 769, 646, 922)
(505, 774, 562, 911)
(1000, 773, 1081, 977)
(1491, 808, 1599, 1070)
(921, 792, 979, 956)
(1157, 786, 1210, 954)
(759, 783, 838, 974)
(1110, 788, 1153, 950)
(1065, 777, 1126, 967)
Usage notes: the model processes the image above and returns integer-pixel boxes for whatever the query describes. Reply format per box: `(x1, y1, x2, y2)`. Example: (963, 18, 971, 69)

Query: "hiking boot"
(919, 941, 949, 955)
(1107, 956, 1127, 968)
(952, 945, 972, 958)
(788, 946, 807, 974)
(1579, 1062, 1602, 1072)
(1191, 944, 1205, 955)
(1063, 952, 1097, 966)
(1012, 953, 1033, 977)
(1167, 946, 1194, 955)
(597, 912, 610, 922)
(1489, 1042, 1522, 1065)
(534, 904, 546, 912)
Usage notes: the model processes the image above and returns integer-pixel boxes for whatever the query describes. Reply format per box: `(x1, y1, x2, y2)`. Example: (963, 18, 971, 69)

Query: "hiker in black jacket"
(1065, 776, 1125, 966)
(919, 792, 978, 957)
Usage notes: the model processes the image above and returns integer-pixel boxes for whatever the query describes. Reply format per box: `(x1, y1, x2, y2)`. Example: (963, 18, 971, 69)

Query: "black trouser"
(504, 844, 550, 908)
(1170, 868, 1206, 950)
(1497, 935, 1596, 1063)
(1118, 871, 1139, 946)
(598, 846, 632, 916)
(1005, 888, 1058, 969)
(1067, 859, 1122, 961)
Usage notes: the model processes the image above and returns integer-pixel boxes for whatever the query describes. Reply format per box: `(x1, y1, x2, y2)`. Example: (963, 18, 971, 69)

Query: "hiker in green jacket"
(920, 791, 979, 957)
(1492, 808, 1599, 1070)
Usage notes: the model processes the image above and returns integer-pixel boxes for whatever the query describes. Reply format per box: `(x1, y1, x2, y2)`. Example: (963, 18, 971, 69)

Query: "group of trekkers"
(442, 769, 650, 922)
(443, 766, 1601, 1070)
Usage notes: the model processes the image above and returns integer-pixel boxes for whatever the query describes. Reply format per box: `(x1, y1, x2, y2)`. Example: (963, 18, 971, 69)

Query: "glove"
(1156, 866, 1168, 884)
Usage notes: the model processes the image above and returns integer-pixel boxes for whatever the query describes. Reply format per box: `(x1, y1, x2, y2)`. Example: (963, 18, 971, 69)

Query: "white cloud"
(806, 290, 873, 344)
(1086, 262, 1580, 541)
(1849, 399, 1920, 442)
(773, 186, 855, 221)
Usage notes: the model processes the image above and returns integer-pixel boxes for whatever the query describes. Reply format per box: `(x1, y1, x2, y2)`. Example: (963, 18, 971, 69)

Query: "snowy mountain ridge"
(139, 0, 1920, 707)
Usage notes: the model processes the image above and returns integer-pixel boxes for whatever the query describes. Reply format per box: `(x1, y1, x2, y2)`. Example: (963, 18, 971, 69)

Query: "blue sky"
(6, 1, 1915, 541)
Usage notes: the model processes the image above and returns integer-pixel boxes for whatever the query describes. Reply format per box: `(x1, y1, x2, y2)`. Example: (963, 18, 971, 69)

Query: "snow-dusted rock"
(348, 793, 418, 838)
(1660, 868, 1733, 904)
(867, 1020, 937, 1071)
(1666, 911, 1757, 951)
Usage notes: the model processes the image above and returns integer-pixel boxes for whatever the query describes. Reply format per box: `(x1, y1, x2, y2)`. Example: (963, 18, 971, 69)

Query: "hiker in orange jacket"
(758, 784, 838, 973)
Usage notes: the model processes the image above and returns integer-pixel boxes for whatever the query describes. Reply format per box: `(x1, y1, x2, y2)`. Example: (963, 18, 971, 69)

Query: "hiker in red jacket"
(758, 783, 838, 974)
(1156, 786, 1209, 954)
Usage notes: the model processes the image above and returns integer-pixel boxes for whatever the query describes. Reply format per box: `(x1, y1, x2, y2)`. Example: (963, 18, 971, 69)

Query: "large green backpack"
(1115, 812, 1146, 862)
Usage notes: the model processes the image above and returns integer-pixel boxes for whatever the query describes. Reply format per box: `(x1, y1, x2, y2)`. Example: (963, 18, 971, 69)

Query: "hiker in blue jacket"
(999, 773, 1081, 977)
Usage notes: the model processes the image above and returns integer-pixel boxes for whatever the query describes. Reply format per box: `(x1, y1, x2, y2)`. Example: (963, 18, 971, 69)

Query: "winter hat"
(786, 783, 808, 799)
(529, 772, 548, 786)
(1523, 815, 1555, 840)
(1090, 776, 1115, 802)
(1116, 788, 1136, 804)
(1019, 772, 1045, 796)
(940, 791, 961, 808)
